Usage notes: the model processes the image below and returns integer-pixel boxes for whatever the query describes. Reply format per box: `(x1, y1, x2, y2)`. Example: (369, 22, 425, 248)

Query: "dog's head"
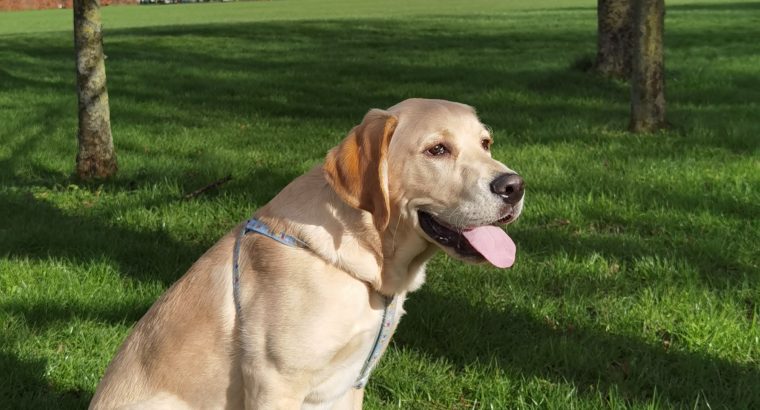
(324, 98, 524, 268)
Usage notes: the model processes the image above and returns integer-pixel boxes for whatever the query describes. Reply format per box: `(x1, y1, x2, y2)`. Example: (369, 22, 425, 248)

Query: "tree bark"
(74, 0, 117, 180)
(630, 0, 666, 133)
(595, 0, 634, 79)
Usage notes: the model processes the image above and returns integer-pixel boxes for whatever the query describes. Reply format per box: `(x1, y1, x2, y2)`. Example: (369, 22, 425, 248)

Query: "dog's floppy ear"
(324, 109, 398, 232)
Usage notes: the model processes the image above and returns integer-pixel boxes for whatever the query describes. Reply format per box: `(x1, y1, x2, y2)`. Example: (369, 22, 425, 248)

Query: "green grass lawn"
(1, 0, 758, 408)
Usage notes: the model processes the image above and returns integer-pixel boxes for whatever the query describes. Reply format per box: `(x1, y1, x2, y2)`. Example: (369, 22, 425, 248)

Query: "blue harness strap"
(353, 295, 398, 389)
(244, 218, 304, 248)
(231, 217, 398, 390)
(232, 218, 306, 314)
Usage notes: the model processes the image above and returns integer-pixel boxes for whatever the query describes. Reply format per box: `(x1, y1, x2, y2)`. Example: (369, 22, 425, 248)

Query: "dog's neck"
(256, 166, 435, 296)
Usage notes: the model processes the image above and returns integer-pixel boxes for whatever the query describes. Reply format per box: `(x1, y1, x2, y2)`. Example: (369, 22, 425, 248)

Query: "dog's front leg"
(327, 387, 364, 410)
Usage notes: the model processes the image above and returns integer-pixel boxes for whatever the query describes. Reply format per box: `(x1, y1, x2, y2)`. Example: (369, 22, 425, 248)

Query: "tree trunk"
(595, 0, 634, 79)
(629, 0, 666, 133)
(74, 0, 117, 180)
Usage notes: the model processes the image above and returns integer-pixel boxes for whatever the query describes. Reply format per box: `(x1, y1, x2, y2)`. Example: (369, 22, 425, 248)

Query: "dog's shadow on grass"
(396, 287, 760, 406)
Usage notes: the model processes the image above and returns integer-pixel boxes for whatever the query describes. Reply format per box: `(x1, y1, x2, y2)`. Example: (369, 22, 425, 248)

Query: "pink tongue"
(462, 226, 516, 268)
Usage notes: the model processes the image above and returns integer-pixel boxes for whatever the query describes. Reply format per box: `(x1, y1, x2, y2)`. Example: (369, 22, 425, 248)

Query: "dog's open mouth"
(418, 211, 517, 268)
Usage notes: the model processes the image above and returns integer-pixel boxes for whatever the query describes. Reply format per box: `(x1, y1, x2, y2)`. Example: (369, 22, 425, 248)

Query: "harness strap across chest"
(231, 218, 397, 389)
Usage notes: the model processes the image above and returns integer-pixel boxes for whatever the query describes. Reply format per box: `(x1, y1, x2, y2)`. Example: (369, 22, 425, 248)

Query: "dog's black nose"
(490, 173, 524, 205)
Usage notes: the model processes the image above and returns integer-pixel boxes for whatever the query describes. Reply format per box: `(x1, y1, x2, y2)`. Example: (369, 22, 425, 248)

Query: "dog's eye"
(482, 139, 491, 151)
(426, 144, 449, 156)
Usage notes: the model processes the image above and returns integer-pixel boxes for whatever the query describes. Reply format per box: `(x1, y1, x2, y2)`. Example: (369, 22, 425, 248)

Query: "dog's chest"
(305, 294, 406, 404)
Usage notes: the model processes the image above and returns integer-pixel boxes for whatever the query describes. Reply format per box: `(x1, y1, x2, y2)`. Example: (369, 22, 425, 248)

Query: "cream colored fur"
(90, 98, 523, 409)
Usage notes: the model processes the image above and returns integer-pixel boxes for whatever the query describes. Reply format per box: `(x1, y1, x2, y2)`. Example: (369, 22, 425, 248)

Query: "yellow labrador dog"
(90, 98, 524, 409)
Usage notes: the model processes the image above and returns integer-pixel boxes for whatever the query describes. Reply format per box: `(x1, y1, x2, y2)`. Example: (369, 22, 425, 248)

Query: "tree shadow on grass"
(89, 19, 760, 153)
(517, 222, 758, 293)
(99, 20, 626, 128)
(0, 303, 147, 408)
(1, 298, 156, 332)
(396, 288, 760, 407)
(0, 350, 90, 410)
(1, 16, 757, 192)
(0, 165, 300, 284)
(0, 189, 202, 284)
